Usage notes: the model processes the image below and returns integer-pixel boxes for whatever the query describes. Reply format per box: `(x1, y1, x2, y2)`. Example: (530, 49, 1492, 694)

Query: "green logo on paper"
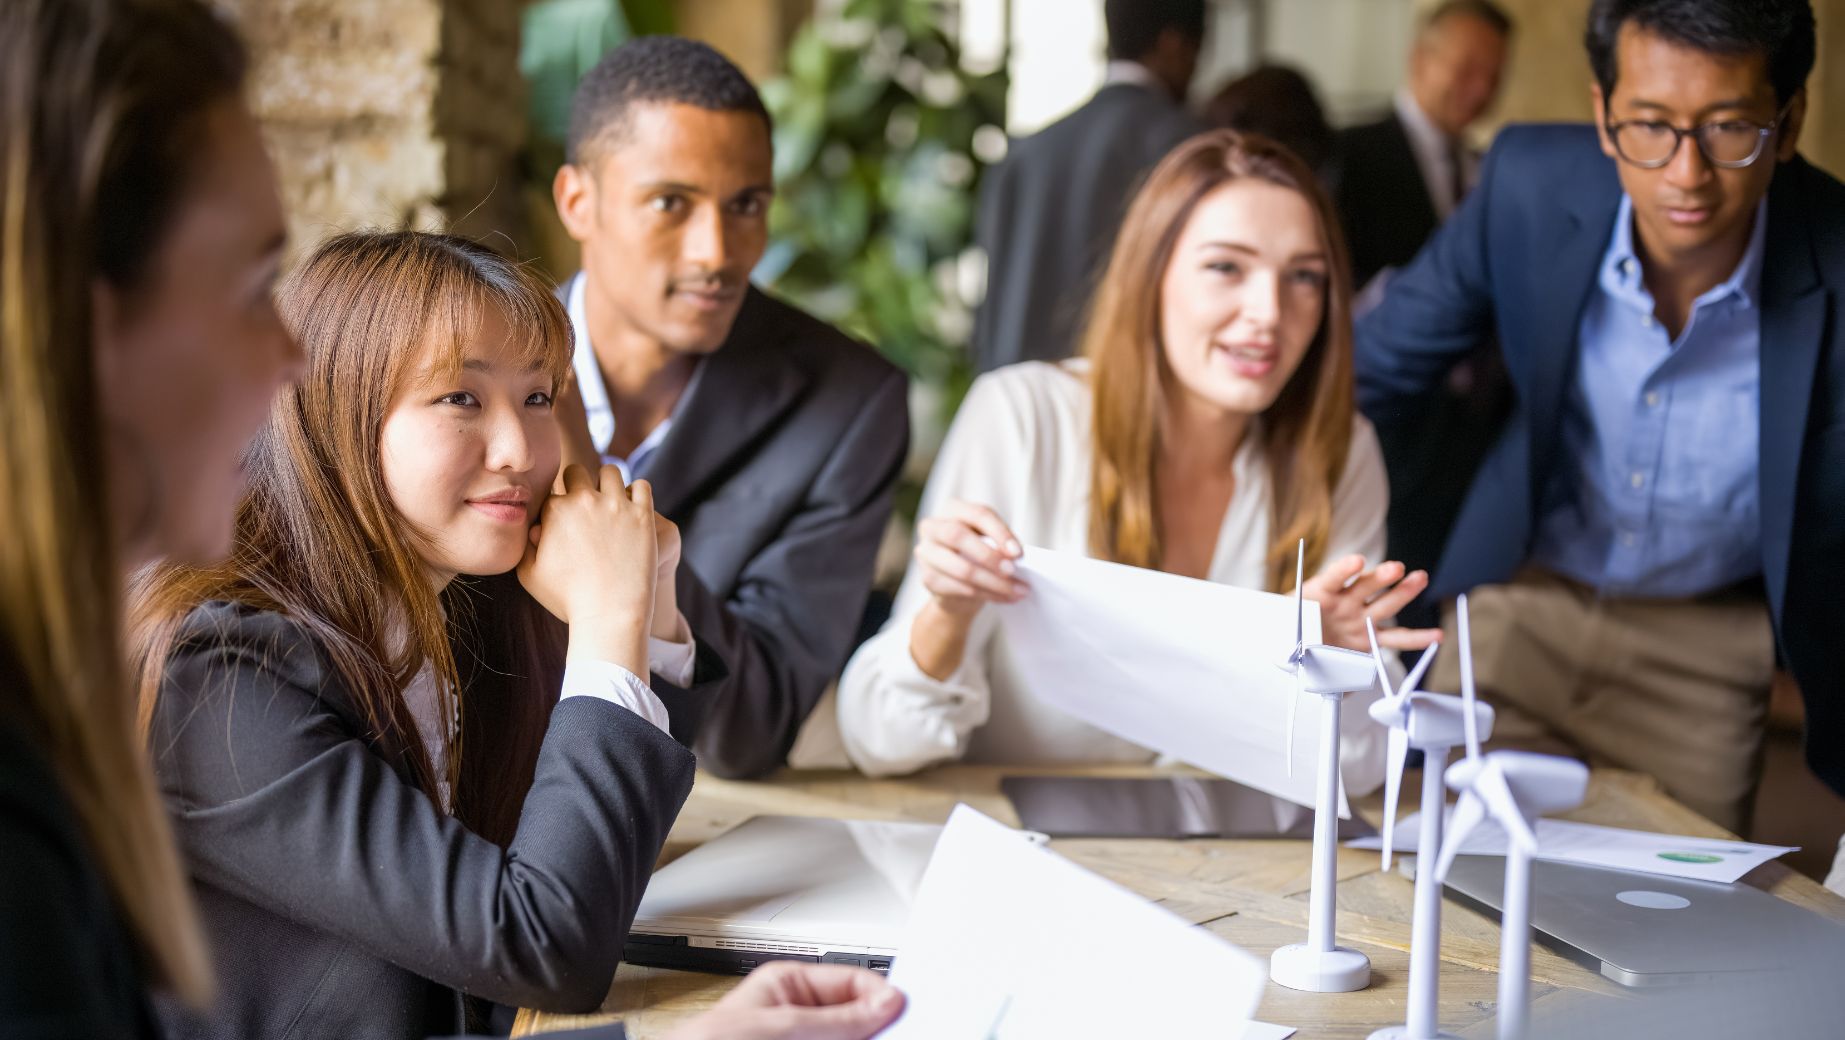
(1657, 852, 1724, 864)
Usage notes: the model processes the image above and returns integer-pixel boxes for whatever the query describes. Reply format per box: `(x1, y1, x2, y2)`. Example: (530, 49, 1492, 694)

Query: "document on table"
(879, 805, 1268, 1039)
(997, 545, 1377, 815)
(1347, 812, 1797, 884)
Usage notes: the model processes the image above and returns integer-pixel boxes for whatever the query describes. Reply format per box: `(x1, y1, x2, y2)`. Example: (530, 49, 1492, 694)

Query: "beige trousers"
(1426, 568, 1776, 836)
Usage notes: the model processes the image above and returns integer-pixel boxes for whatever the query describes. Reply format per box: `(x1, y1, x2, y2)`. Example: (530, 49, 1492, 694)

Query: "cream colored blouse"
(837, 359, 1392, 790)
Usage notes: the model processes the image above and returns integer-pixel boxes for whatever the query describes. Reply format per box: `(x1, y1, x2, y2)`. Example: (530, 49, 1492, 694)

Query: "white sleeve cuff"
(648, 630, 697, 688)
(561, 658, 673, 736)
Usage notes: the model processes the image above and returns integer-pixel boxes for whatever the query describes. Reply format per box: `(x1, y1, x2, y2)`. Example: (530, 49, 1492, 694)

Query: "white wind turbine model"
(1431, 600, 1589, 1040)
(1269, 540, 1380, 994)
(1363, 596, 1497, 1040)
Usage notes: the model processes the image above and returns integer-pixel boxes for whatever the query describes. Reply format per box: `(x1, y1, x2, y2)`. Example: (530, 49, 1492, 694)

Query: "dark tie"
(1447, 140, 1469, 210)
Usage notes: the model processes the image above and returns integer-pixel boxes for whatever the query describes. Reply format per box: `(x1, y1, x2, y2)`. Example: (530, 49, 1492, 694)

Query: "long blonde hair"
(1084, 130, 1357, 591)
(131, 231, 574, 845)
(0, 0, 248, 1006)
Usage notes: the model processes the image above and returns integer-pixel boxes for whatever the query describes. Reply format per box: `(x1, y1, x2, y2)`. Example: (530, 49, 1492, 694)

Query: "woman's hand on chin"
(518, 463, 657, 675)
(1303, 553, 1442, 654)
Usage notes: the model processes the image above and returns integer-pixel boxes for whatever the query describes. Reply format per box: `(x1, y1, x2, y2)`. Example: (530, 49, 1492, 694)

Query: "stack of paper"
(1347, 812, 1798, 884)
(997, 546, 1380, 815)
(879, 805, 1274, 1039)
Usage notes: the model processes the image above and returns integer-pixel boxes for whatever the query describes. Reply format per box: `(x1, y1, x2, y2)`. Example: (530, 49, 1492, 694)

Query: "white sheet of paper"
(1347, 812, 1798, 884)
(1240, 1023, 1297, 1040)
(997, 545, 1372, 814)
(879, 805, 1266, 1039)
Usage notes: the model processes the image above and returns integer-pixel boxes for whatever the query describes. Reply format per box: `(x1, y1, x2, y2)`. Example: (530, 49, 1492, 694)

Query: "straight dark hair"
(130, 231, 573, 847)
(1586, 0, 1816, 106)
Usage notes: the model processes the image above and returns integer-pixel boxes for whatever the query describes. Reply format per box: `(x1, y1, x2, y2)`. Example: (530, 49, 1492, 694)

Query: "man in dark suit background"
(971, 0, 1206, 372)
(551, 37, 909, 780)
(1335, 0, 1513, 583)
(1357, 0, 1838, 837)
(1336, 0, 1512, 292)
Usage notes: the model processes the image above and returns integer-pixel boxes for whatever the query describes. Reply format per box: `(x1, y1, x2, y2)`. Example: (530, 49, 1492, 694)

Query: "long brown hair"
(130, 231, 573, 845)
(0, 0, 250, 1005)
(1084, 130, 1356, 592)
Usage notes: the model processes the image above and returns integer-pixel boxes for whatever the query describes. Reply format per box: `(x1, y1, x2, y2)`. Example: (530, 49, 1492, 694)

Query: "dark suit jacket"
(149, 601, 691, 1040)
(1356, 123, 1845, 796)
(0, 701, 161, 1039)
(972, 82, 1202, 372)
(1333, 111, 1441, 291)
(564, 281, 909, 779)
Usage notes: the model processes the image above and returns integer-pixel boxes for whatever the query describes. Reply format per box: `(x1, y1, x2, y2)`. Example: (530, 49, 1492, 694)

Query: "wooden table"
(514, 764, 1845, 1039)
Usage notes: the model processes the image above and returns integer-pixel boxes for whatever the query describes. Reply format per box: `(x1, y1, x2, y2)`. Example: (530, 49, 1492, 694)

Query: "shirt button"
(1621, 532, 1638, 548)
(1641, 315, 1655, 329)
(1630, 472, 1645, 489)
(1644, 391, 1660, 408)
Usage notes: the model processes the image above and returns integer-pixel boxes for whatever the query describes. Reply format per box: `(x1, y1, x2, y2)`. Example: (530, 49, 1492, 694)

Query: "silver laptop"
(624, 816, 942, 977)
(1436, 855, 1845, 987)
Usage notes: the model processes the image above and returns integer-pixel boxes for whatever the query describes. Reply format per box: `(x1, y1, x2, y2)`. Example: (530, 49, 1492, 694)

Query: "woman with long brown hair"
(127, 230, 901, 1040)
(839, 130, 1440, 777)
(0, 0, 299, 1032)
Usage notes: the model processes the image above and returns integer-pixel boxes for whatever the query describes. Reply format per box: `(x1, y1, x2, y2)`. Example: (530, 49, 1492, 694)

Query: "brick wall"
(222, 0, 532, 261)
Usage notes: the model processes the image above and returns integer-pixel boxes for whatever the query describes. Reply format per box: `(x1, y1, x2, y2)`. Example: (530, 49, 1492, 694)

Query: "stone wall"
(223, 0, 532, 262)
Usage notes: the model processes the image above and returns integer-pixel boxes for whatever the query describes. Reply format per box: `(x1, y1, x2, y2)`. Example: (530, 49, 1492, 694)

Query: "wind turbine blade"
(1381, 727, 1408, 870)
(1285, 673, 1300, 777)
(1458, 593, 1480, 761)
(1434, 790, 1486, 882)
(1365, 617, 1394, 698)
(1401, 642, 1438, 700)
(1475, 762, 1538, 852)
(1293, 539, 1305, 650)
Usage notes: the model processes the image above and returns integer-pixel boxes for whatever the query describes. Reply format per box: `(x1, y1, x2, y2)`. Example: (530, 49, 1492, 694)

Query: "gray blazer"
(566, 281, 910, 779)
(150, 601, 695, 1040)
(972, 82, 1202, 372)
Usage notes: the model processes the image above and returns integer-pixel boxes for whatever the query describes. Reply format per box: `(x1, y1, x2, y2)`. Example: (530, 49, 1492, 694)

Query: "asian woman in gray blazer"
(128, 231, 902, 1040)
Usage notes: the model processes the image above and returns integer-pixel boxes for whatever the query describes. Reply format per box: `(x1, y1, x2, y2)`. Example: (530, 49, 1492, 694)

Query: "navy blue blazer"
(1355, 123, 1845, 796)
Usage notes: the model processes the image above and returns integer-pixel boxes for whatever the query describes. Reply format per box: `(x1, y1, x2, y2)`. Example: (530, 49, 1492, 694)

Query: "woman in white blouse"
(839, 130, 1441, 780)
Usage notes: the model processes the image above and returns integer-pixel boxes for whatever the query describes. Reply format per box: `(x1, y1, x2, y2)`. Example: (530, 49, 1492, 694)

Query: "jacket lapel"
(644, 288, 812, 519)
(1521, 179, 1619, 492)
(1757, 160, 1826, 617)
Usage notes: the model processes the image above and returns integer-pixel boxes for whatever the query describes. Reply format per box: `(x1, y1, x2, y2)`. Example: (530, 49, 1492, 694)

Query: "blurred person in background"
(1336, 0, 1515, 586)
(1203, 64, 1336, 178)
(972, 0, 1207, 373)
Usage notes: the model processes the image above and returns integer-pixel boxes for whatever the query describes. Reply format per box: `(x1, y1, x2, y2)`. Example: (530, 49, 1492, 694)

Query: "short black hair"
(1104, 0, 1207, 62)
(1425, 0, 1514, 38)
(565, 35, 771, 165)
(1585, 0, 1815, 107)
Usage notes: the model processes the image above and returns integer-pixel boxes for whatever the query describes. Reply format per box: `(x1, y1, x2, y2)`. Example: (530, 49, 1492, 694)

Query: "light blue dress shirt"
(1529, 196, 1766, 598)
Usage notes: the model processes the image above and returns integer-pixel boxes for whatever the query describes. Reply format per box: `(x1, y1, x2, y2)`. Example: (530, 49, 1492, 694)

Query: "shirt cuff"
(648, 622, 697, 688)
(560, 658, 672, 735)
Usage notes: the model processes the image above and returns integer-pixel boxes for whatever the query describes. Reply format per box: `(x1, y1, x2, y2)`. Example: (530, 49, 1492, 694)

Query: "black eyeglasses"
(1604, 102, 1792, 169)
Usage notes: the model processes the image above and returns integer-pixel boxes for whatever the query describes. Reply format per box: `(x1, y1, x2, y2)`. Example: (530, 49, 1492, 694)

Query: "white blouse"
(837, 359, 1391, 790)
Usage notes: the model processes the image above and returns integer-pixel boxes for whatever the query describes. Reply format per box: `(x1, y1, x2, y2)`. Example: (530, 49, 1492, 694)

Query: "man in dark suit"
(551, 37, 909, 780)
(1335, 0, 1513, 582)
(971, 0, 1205, 372)
(1357, 0, 1837, 835)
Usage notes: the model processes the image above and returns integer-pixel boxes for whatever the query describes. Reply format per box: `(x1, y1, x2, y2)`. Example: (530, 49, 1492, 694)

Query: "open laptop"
(623, 816, 942, 977)
(1435, 854, 1845, 987)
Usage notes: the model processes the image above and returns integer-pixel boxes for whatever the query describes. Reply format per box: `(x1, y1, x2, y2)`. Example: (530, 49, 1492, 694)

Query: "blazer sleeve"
(837, 371, 1029, 776)
(150, 607, 696, 1014)
(660, 364, 910, 779)
(1352, 135, 1504, 420)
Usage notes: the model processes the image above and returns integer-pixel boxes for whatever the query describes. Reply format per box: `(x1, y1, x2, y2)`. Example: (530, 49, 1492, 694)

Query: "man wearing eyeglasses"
(1355, 0, 1842, 844)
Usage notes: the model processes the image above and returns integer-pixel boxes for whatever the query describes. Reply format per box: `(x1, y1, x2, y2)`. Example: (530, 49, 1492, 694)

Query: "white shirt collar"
(1393, 87, 1464, 219)
(1103, 60, 1169, 96)
(566, 273, 705, 482)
